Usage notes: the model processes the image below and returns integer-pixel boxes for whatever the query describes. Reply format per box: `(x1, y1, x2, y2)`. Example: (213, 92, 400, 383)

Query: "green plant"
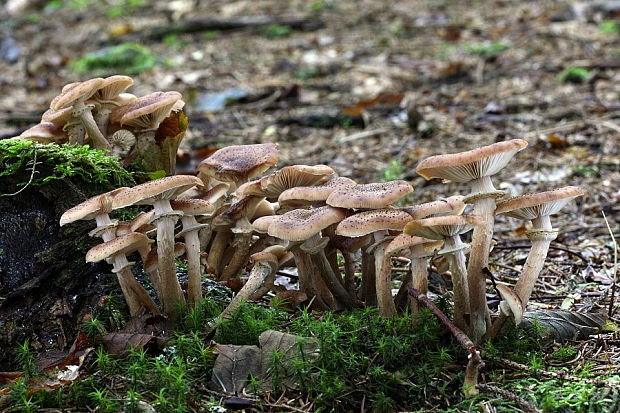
(464, 41, 511, 56)
(549, 345, 577, 363)
(599, 20, 619, 34)
(557, 67, 590, 84)
(70, 43, 157, 76)
(382, 159, 406, 181)
(260, 24, 293, 39)
(16, 340, 38, 378)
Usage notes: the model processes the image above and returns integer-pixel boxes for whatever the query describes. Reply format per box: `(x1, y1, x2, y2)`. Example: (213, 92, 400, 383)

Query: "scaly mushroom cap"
(86, 232, 151, 263)
(41, 107, 73, 126)
(326, 180, 413, 209)
(415, 139, 528, 183)
(335, 209, 413, 237)
(278, 177, 357, 208)
(211, 195, 264, 229)
(109, 91, 182, 130)
(112, 175, 203, 208)
(50, 78, 105, 110)
(495, 186, 584, 220)
(268, 206, 347, 242)
(196, 143, 279, 183)
(403, 195, 466, 219)
(384, 234, 443, 257)
(170, 199, 216, 216)
(404, 215, 482, 240)
(60, 188, 129, 226)
(92, 75, 134, 101)
(252, 215, 277, 233)
(19, 122, 67, 143)
(237, 165, 335, 200)
(129, 211, 156, 234)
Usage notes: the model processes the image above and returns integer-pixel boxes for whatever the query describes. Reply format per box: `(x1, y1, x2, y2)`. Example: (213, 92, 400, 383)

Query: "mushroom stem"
(183, 227, 203, 307)
(112, 254, 160, 315)
(485, 215, 557, 340)
(342, 251, 357, 296)
(221, 233, 253, 280)
(409, 253, 429, 316)
(73, 101, 111, 151)
(444, 237, 470, 331)
(361, 251, 377, 306)
(374, 231, 397, 317)
(302, 234, 357, 309)
(153, 199, 186, 315)
(467, 175, 496, 342)
(291, 245, 334, 310)
(207, 231, 233, 277)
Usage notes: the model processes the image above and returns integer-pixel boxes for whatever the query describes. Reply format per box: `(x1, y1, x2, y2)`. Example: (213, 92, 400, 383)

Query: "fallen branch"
(476, 384, 540, 412)
(118, 15, 324, 41)
(407, 287, 484, 397)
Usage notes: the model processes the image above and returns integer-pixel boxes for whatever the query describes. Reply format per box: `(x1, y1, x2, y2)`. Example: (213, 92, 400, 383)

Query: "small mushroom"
(416, 139, 528, 342)
(485, 186, 584, 339)
(327, 180, 413, 209)
(42, 107, 84, 144)
(50, 78, 111, 150)
(278, 176, 357, 210)
(18, 122, 67, 144)
(89, 75, 134, 135)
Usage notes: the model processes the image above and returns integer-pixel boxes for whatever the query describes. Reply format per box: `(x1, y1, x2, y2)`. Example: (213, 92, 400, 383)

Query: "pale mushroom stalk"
(63, 121, 86, 145)
(408, 249, 431, 315)
(291, 245, 334, 310)
(110, 253, 160, 315)
(443, 237, 470, 330)
(221, 232, 253, 280)
(72, 100, 111, 151)
(153, 199, 186, 313)
(466, 176, 496, 340)
(373, 231, 397, 317)
(207, 231, 233, 276)
(181, 217, 204, 306)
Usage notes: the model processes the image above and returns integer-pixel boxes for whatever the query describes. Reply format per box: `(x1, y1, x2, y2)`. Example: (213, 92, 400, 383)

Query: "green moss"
(0, 138, 134, 191)
(70, 42, 157, 76)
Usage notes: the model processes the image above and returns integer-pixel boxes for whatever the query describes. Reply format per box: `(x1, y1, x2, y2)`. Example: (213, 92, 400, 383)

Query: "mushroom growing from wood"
(485, 185, 584, 339)
(416, 139, 528, 342)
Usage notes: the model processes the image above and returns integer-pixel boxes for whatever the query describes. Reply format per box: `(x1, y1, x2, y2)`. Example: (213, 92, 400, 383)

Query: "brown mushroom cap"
(86, 232, 151, 263)
(335, 209, 413, 237)
(60, 188, 129, 226)
(42, 107, 74, 126)
(109, 91, 182, 130)
(404, 215, 482, 240)
(196, 143, 279, 183)
(268, 206, 347, 242)
(415, 139, 528, 183)
(170, 199, 216, 216)
(129, 211, 156, 233)
(495, 186, 584, 220)
(19, 123, 67, 143)
(112, 175, 203, 209)
(237, 165, 335, 200)
(402, 195, 466, 219)
(326, 180, 413, 209)
(252, 215, 277, 233)
(211, 195, 264, 229)
(278, 177, 357, 208)
(50, 78, 105, 110)
(384, 234, 443, 257)
(92, 75, 134, 101)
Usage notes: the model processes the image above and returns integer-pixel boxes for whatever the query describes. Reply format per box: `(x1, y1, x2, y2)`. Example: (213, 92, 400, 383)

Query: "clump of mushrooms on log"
(54, 80, 587, 395)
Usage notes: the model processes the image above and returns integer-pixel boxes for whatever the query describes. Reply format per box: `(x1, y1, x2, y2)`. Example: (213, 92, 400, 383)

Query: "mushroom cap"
(19, 122, 67, 143)
(496, 284, 524, 324)
(60, 188, 129, 226)
(170, 199, 216, 216)
(495, 186, 584, 220)
(86, 232, 151, 263)
(326, 180, 413, 209)
(92, 75, 134, 101)
(252, 215, 277, 233)
(41, 107, 74, 126)
(268, 206, 347, 242)
(212, 195, 264, 229)
(196, 143, 279, 183)
(404, 215, 482, 240)
(335, 209, 413, 237)
(237, 164, 335, 200)
(278, 177, 357, 208)
(50, 78, 105, 110)
(403, 195, 466, 219)
(109, 91, 182, 130)
(129, 211, 156, 233)
(112, 175, 203, 208)
(384, 234, 443, 257)
(199, 183, 230, 204)
(415, 139, 528, 183)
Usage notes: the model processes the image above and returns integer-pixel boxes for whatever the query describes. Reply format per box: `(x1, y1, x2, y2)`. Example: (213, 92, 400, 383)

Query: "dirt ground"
(1, 0, 619, 408)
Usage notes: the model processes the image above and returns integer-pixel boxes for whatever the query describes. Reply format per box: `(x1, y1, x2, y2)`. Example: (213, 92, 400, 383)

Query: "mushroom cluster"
(17, 76, 185, 175)
(61, 139, 584, 349)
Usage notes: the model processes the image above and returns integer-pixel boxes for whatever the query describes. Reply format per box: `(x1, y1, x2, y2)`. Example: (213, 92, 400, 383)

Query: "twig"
(407, 287, 484, 397)
(338, 128, 388, 143)
(0, 148, 38, 197)
(493, 244, 588, 263)
(602, 211, 618, 317)
(475, 384, 540, 413)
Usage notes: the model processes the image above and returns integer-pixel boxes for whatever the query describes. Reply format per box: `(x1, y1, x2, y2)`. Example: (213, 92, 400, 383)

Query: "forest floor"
(1, 0, 619, 412)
